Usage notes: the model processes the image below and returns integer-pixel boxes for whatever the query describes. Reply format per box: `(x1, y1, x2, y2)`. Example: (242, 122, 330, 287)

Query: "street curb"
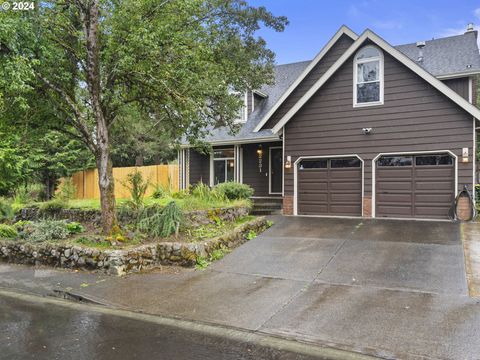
(0, 288, 380, 360)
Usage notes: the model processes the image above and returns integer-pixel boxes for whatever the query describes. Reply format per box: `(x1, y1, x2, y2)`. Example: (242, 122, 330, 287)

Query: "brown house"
(178, 25, 480, 220)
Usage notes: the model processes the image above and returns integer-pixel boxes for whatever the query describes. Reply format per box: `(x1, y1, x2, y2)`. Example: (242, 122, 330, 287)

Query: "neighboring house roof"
(395, 31, 480, 78)
(191, 26, 480, 146)
(270, 29, 480, 134)
(195, 60, 310, 145)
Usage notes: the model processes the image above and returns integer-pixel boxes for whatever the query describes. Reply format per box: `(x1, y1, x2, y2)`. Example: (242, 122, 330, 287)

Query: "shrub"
(191, 182, 225, 202)
(214, 182, 254, 200)
(66, 221, 85, 234)
(13, 220, 32, 231)
(0, 198, 14, 222)
(172, 189, 189, 199)
(151, 185, 166, 199)
(125, 171, 149, 210)
(0, 224, 18, 238)
(58, 178, 77, 202)
(20, 220, 70, 243)
(39, 198, 67, 215)
(138, 201, 183, 237)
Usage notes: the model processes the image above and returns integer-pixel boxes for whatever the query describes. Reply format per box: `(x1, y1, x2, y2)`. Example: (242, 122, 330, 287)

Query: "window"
(213, 148, 234, 184)
(354, 46, 383, 106)
(377, 156, 412, 167)
(299, 159, 327, 169)
(232, 91, 247, 123)
(415, 155, 453, 166)
(331, 158, 361, 168)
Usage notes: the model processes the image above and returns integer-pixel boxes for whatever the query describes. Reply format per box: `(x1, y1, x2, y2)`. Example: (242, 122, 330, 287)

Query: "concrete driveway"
(1, 216, 479, 359)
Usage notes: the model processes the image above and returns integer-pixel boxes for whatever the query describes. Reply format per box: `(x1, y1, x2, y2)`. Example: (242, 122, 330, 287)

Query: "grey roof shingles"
(195, 31, 480, 145)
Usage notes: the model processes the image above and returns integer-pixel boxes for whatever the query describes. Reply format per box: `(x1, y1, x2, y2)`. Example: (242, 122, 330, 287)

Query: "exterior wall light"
(362, 127, 372, 135)
(285, 155, 292, 169)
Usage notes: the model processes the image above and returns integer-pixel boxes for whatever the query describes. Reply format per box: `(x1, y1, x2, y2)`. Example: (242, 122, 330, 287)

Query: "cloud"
(475, 8, 480, 19)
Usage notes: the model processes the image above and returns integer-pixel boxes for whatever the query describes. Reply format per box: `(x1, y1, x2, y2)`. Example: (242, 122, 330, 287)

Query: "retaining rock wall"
(0, 217, 267, 276)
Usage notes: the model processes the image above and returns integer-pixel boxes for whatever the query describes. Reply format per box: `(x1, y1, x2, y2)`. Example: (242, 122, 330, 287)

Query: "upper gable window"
(354, 46, 384, 107)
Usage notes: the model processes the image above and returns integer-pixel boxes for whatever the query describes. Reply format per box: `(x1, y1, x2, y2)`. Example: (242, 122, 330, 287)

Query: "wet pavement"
(0, 292, 337, 360)
(1, 216, 480, 359)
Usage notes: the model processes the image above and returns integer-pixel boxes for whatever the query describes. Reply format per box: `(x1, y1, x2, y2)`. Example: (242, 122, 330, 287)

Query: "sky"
(248, 0, 480, 64)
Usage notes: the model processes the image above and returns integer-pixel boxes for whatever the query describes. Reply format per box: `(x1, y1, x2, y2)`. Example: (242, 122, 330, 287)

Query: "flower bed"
(15, 206, 250, 228)
(0, 216, 268, 276)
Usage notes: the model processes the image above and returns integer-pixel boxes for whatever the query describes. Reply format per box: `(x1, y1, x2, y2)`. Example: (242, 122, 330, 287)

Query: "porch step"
(251, 197, 283, 215)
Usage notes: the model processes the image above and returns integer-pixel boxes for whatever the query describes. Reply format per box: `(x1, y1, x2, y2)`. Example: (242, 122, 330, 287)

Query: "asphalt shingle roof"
(395, 31, 480, 77)
(197, 31, 480, 144)
(199, 60, 310, 144)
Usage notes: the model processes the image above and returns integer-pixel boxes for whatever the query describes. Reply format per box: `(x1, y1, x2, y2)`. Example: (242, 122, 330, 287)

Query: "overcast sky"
(249, 0, 480, 64)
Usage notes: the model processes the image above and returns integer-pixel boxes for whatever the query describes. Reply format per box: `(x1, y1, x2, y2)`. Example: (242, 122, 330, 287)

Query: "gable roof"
(252, 25, 358, 133)
(191, 60, 310, 145)
(395, 31, 480, 78)
(270, 29, 480, 134)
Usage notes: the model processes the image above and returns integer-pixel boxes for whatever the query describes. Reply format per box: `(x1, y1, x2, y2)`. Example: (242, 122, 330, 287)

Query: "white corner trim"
(293, 154, 364, 216)
(371, 150, 458, 218)
(469, 77, 473, 103)
(271, 29, 480, 134)
(253, 25, 358, 133)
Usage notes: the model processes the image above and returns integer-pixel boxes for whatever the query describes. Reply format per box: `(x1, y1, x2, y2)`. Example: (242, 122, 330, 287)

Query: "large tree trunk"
(96, 145, 116, 234)
(83, 0, 117, 233)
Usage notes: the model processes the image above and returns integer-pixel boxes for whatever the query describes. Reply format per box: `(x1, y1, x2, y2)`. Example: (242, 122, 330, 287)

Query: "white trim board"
(371, 150, 458, 218)
(293, 154, 364, 216)
(271, 29, 480, 134)
(253, 25, 358, 133)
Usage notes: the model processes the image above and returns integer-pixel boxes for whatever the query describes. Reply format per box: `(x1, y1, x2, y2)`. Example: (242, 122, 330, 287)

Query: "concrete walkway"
(1, 216, 479, 359)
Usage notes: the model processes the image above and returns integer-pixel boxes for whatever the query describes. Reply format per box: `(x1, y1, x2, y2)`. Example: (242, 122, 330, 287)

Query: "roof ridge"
(275, 60, 312, 67)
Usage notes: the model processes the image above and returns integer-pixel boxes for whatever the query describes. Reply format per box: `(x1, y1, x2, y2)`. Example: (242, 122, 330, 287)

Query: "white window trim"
(269, 146, 283, 195)
(210, 148, 235, 186)
(353, 45, 384, 107)
(293, 154, 364, 217)
(233, 91, 248, 124)
(371, 150, 458, 218)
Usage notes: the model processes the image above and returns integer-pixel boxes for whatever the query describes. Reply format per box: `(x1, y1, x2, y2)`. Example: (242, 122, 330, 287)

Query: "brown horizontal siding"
(442, 77, 470, 100)
(284, 48, 474, 197)
(242, 142, 282, 197)
(189, 149, 210, 185)
(262, 34, 355, 130)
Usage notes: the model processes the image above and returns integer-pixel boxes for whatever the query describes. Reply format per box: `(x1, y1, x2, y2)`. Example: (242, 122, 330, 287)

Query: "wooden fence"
(69, 165, 178, 199)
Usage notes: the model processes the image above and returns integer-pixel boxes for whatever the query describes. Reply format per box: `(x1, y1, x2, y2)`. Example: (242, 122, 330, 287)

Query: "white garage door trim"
(294, 154, 364, 217)
(372, 150, 458, 218)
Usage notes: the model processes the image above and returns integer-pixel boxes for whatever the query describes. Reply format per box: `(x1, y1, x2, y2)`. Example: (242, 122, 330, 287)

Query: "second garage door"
(297, 157, 362, 216)
(375, 153, 455, 219)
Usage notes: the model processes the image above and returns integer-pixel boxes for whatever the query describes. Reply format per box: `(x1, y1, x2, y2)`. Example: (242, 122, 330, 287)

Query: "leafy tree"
(0, 0, 287, 233)
(0, 129, 28, 196)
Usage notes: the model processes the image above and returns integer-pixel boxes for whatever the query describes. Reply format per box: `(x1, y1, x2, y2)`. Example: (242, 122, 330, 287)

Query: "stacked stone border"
(0, 217, 268, 276)
(15, 206, 250, 228)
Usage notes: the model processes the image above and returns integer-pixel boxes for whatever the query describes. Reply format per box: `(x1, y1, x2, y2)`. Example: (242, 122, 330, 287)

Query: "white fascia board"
(272, 29, 480, 134)
(253, 89, 268, 98)
(436, 70, 480, 80)
(252, 25, 358, 133)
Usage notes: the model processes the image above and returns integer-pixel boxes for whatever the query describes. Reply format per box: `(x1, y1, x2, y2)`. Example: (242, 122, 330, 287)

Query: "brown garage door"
(297, 157, 362, 216)
(375, 154, 455, 219)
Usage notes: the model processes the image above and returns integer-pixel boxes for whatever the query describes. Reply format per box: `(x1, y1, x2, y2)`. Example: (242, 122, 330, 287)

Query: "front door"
(270, 147, 283, 194)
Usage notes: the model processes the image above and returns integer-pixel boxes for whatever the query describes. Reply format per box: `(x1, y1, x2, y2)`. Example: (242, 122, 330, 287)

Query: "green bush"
(172, 189, 189, 199)
(151, 185, 166, 199)
(125, 171, 149, 210)
(39, 198, 67, 214)
(20, 220, 70, 243)
(138, 201, 183, 237)
(58, 178, 77, 202)
(66, 221, 85, 234)
(214, 182, 254, 200)
(0, 224, 18, 238)
(13, 220, 32, 231)
(0, 198, 14, 222)
(191, 182, 225, 202)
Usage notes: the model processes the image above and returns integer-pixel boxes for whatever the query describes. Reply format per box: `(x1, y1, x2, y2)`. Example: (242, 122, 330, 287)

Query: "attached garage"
(374, 153, 456, 219)
(296, 157, 363, 216)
